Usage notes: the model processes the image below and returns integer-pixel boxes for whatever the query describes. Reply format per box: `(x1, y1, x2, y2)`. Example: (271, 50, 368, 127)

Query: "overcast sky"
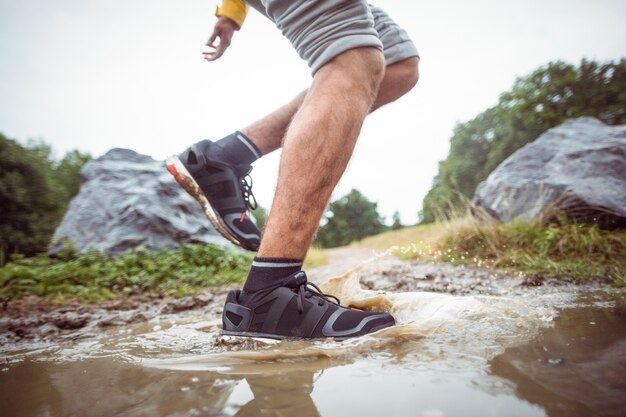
(1, 0, 625, 224)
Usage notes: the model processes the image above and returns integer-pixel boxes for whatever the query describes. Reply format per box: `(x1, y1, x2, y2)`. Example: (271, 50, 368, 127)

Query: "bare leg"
(241, 57, 419, 155)
(241, 91, 307, 155)
(371, 57, 419, 111)
(257, 47, 386, 259)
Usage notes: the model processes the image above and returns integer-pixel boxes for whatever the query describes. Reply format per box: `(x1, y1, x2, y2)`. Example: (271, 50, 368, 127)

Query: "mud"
(0, 289, 224, 347)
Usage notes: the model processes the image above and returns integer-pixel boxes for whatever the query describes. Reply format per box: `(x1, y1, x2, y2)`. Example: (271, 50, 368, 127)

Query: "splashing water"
(136, 263, 559, 371)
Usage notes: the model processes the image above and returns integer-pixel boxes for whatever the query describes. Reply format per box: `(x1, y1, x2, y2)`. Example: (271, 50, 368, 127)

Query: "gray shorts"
(245, 0, 419, 74)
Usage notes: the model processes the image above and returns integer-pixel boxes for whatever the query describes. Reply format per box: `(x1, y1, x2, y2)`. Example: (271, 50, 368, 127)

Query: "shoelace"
(295, 281, 341, 314)
(239, 174, 257, 222)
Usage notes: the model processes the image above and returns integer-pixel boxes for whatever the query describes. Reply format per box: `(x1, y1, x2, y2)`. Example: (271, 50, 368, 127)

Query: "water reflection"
(232, 368, 321, 417)
(0, 357, 332, 417)
(489, 295, 626, 417)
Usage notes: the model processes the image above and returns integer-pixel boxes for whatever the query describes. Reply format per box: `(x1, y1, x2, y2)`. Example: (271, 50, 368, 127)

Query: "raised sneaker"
(166, 139, 261, 251)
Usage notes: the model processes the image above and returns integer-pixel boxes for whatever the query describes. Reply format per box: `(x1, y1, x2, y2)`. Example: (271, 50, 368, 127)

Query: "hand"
(203, 16, 239, 62)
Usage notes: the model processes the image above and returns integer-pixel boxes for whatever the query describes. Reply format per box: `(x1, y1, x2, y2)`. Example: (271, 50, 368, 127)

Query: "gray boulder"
(49, 148, 230, 256)
(473, 117, 626, 228)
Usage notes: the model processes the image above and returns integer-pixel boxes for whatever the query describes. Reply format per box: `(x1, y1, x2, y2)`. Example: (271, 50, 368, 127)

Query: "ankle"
(240, 257, 303, 305)
(215, 131, 262, 166)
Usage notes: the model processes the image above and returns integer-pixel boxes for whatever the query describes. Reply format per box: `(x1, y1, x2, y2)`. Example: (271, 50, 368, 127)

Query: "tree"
(421, 58, 626, 223)
(0, 134, 90, 263)
(315, 189, 386, 248)
(1, 135, 56, 261)
(391, 211, 403, 230)
(55, 150, 91, 203)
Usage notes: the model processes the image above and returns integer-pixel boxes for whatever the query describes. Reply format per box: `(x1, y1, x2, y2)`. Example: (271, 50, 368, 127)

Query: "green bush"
(0, 134, 90, 263)
(0, 244, 252, 303)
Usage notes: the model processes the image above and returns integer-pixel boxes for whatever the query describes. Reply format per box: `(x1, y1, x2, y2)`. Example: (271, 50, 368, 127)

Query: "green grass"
(359, 216, 626, 285)
(4, 216, 622, 304)
(0, 244, 252, 303)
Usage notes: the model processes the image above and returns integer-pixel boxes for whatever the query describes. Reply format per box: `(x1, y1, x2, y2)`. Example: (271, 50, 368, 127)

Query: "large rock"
(473, 117, 626, 228)
(49, 148, 230, 256)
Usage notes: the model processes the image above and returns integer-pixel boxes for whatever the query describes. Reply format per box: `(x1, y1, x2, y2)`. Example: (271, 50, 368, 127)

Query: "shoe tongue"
(285, 271, 307, 289)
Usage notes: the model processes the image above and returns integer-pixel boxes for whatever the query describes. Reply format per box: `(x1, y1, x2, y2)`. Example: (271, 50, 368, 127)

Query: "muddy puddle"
(1, 253, 625, 417)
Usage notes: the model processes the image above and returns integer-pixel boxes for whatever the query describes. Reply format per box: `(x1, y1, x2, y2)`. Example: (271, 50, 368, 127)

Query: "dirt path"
(309, 245, 554, 296)
(306, 246, 391, 282)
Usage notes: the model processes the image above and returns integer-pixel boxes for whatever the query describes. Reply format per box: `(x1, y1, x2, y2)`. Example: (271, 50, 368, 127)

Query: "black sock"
(239, 257, 303, 305)
(215, 131, 262, 166)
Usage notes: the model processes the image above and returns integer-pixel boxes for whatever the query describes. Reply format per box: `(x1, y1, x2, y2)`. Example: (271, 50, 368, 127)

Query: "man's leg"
(241, 57, 419, 155)
(222, 46, 395, 339)
(217, 1, 414, 339)
(258, 47, 385, 259)
(168, 2, 418, 256)
(164, 56, 418, 253)
(373, 57, 420, 111)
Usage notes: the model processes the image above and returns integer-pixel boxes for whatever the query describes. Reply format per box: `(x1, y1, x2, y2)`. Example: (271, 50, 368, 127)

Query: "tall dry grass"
(359, 213, 626, 284)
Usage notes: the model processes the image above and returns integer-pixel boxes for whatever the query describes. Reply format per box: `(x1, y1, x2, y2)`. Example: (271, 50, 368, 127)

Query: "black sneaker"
(166, 140, 261, 251)
(222, 271, 395, 340)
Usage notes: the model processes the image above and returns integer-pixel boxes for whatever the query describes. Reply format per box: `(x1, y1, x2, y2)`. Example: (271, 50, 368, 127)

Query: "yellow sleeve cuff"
(215, 0, 249, 29)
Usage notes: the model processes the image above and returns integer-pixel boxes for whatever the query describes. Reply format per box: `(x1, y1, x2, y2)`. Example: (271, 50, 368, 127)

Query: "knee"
(320, 47, 385, 98)
(397, 57, 420, 94)
(359, 49, 386, 97)
(362, 49, 386, 93)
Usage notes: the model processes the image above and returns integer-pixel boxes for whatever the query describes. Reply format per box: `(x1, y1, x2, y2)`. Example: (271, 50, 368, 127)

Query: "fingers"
(203, 19, 235, 62)
(203, 41, 228, 61)
(203, 34, 231, 61)
(206, 31, 218, 49)
(202, 50, 219, 62)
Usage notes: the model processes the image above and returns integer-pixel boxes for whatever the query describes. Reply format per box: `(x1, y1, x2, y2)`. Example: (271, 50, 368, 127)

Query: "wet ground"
(1, 248, 625, 417)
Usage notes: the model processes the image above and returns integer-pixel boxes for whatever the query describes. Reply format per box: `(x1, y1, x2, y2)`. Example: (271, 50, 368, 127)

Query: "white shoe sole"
(166, 155, 244, 249)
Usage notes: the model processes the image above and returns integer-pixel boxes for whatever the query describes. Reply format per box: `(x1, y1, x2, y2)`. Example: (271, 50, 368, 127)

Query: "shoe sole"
(221, 322, 394, 341)
(165, 155, 246, 250)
